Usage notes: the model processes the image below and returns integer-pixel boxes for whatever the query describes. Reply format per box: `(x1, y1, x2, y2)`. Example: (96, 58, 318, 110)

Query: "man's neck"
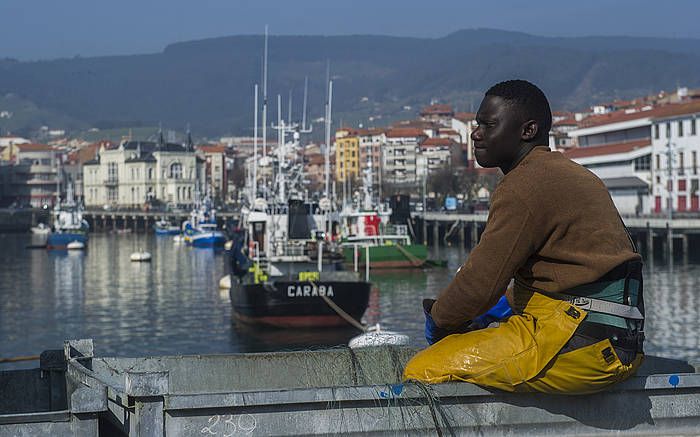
(501, 143, 540, 174)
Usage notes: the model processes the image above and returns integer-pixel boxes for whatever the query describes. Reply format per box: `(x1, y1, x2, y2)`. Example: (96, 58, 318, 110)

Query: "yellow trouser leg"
(404, 291, 641, 394)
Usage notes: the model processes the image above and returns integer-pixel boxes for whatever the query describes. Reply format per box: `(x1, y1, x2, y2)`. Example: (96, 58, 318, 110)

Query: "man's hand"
(471, 295, 513, 329)
(423, 295, 513, 345)
(424, 299, 450, 345)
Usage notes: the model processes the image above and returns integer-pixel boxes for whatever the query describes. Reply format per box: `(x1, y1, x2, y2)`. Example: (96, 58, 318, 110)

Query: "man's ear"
(521, 120, 538, 141)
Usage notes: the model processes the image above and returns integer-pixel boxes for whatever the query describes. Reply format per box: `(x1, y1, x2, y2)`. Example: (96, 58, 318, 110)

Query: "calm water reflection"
(0, 233, 698, 368)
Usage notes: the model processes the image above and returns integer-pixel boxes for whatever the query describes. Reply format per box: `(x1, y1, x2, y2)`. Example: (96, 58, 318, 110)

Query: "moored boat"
(46, 183, 89, 250)
(182, 197, 226, 248)
(153, 219, 180, 235)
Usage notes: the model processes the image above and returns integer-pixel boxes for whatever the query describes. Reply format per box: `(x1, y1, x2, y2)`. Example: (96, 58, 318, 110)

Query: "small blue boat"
(183, 197, 226, 248)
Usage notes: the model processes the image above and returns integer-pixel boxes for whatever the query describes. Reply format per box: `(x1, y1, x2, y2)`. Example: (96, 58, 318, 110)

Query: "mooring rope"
(0, 355, 40, 364)
(311, 279, 367, 332)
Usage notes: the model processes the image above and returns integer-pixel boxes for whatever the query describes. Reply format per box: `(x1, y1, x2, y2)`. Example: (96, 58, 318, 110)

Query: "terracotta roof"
(650, 100, 700, 120)
(563, 139, 650, 159)
(421, 137, 457, 148)
(385, 128, 428, 138)
(15, 143, 54, 152)
(420, 104, 454, 116)
(392, 119, 438, 129)
(197, 144, 226, 154)
(438, 129, 459, 135)
(454, 112, 476, 123)
(577, 107, 657, 128)
(579, 101, 700, 128)
(553, 117, 578, 126)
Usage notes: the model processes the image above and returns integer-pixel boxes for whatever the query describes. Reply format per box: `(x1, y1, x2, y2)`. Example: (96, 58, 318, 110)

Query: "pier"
(414, 212, 700, 260)
(80, 209, 240, 233)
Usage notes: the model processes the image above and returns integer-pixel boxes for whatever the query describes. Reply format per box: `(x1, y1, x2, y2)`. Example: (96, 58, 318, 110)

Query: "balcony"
(104, 178, 119, 186)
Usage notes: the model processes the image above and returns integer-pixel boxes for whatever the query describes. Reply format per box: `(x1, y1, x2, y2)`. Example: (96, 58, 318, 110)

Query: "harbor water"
(0, 232, 698, 367)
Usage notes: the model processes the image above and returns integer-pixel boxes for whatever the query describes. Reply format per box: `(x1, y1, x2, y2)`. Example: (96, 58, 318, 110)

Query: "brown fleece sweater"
(431, 146, 641, 329)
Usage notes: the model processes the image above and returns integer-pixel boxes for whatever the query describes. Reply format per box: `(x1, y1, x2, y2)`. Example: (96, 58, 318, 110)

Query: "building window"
(170, 163, 182, 179)
(679, 120, 684, 137)
(148, 168, 153, 179)
(107, 162, 118, 182)
(693, 118, 697, 135)
(692, 179, 699, 195)
(655, 154, 660, 170)
(693, 151, 698, 175)
(679, 152, 685, 175)
(634, 155, 650, 171)
(654, 124, 660, 139)
(679, 179, 687, 192)
(666, 122, 671, 138)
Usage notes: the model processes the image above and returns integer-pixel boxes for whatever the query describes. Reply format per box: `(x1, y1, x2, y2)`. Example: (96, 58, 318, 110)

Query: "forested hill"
(1, 28, 699, 137)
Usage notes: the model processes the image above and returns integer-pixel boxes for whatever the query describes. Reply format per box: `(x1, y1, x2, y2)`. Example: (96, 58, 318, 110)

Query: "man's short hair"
(485, 80, 552, 138)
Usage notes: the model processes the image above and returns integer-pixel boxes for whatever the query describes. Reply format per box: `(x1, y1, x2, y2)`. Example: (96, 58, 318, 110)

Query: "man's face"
(471, 95, 525, 170)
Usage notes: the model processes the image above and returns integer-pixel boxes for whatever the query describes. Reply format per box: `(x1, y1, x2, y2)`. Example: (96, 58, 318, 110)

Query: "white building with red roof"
(649, 101, 700, 214)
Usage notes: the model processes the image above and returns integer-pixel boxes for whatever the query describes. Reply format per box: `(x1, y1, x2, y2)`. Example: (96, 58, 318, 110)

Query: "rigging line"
(311, 280, 366, 332)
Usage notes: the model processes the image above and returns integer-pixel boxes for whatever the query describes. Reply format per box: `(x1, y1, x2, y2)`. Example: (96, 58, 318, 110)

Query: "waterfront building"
(1, 143, 59, 207)
(197, 144, 229, 203)
(334, 128, 360, 183)
(357, 128, 385, 196)
(419, 137, 461, 173)
(650, 101, 700, 213)
(83, 137, 205, 209)
(549, 115, 578, 151)
(0, 136, 30, 162)
(451, 112, 476, 165)
(63, 141, 111, 201)
(382, 128, 427, 185)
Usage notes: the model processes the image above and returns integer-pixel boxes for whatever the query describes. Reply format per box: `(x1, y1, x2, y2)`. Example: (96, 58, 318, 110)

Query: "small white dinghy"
(348, 324, 410, 349)
(66, 241, 85, 250)
(130, 251, 152, 262)
(219, 274, 231, 289)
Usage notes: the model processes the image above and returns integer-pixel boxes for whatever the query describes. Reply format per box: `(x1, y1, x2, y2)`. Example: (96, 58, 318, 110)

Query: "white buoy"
(219, 274, 231, 289)
(224, 240, 233, 251)
(348, 324, 410, 349)
(130, 251, 152, 262)
(66, 241, 85, 250)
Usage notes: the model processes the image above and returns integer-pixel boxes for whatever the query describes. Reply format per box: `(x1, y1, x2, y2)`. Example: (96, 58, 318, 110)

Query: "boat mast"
(262, 25, 269, 202)
(253, 83, 259, 203)
(302, 76, 308, 131)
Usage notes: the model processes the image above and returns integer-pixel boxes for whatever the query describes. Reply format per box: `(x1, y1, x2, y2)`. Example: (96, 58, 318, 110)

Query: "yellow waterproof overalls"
(403, 274, 644, 394)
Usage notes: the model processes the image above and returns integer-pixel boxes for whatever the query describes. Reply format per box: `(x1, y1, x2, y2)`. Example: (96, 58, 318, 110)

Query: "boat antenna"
(253, 83, 259, 203)
(262, 25, 269, 202)
(324, 60, 332, 201)
(302, 76, 308, 131)
(288, 89, 293, 126)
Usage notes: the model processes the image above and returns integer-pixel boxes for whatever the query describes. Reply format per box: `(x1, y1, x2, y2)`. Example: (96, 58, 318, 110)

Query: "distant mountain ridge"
(1, 28, 699, 138)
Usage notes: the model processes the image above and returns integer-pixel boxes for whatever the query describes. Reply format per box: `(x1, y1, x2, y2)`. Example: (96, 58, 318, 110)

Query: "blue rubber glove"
(423, 299, 451, 345)
(471, 296, 513, 329)
(423, 296, 512, 345)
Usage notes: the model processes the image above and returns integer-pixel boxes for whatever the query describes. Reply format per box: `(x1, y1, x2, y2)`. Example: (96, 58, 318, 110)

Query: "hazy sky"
(3, 0, 700, 60)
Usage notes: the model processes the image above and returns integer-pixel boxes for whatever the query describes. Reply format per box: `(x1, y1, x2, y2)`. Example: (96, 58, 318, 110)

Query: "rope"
(395, 243, 424, 267)
(311, 280, 367, 332)
(0, 355, 40, 364)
